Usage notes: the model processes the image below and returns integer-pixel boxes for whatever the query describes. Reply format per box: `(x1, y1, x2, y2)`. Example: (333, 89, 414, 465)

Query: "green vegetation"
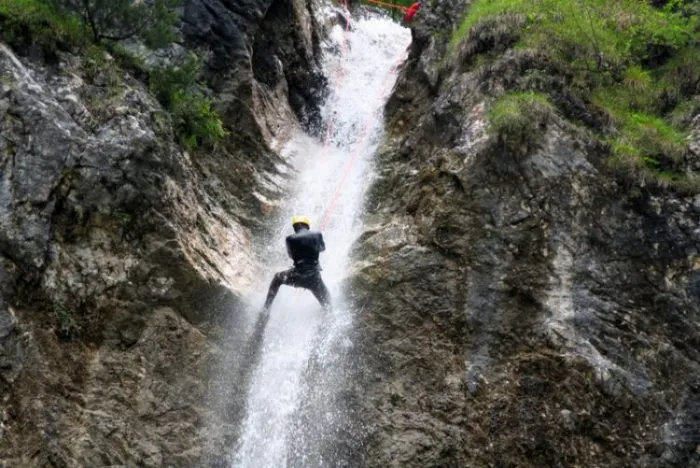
(48, 0, 180, 46)
(451, 0, 697, 62)
(453, 0, 700, 192)
(488, 92, 553, 145)
(0, 0, 226, 152)
(54, 302, 80, 340)
(149, 53, 227, 150)
(0, 0, 85, 51)
(0, 0, 179, 49)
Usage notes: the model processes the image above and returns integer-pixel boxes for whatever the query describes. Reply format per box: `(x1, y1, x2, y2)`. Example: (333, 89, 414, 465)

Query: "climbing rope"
(283, 14, 407, 306)
(318, 47, 407, 231)
(320, 0, 353, 151)
(361, 0, 409, 12)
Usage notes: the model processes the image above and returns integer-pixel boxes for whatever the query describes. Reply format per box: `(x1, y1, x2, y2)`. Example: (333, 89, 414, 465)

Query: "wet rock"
(559, 409, 575, 431)
(0, 307, 23, 384)
(0, 39, 248, 465)
(342, 0, 700, 466)
(183, 0, 326, 130)
(0, 0, 327, 462)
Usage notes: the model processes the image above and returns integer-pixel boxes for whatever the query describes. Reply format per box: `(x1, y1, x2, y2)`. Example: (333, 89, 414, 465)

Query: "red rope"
(285, 13, 407, 305)
(319, 1, 353, 159)
(318, 49, 407, 231)
(362, 0, 409, 12)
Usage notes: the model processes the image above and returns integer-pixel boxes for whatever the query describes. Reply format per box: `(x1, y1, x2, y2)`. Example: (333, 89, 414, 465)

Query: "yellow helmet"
(292, 215, 311, 228)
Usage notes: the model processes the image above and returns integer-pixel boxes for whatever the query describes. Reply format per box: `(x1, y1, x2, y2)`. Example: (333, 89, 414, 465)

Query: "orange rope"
(362, 0, 409, 12)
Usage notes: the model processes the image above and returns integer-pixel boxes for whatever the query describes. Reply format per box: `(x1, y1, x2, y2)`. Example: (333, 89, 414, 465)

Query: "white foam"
(231, 11, 410, 468)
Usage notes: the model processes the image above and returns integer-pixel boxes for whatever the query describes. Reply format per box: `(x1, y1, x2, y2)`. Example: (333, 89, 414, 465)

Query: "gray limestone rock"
(336, 1, 700, 466)
(0, 0, 326, 463)
(0, 307, 23, 385)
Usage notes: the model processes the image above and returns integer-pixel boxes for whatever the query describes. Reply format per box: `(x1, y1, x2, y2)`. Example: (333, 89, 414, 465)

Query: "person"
(403, 1, 421, 23)
(262, 216, 332, 313)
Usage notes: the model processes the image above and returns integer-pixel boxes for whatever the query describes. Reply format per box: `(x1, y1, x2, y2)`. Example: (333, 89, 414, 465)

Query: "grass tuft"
(488, 91, 553, 146)
(455, 0, 700, 192)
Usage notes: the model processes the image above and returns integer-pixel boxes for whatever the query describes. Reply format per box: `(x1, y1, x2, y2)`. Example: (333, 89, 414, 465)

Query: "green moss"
(450, 0, 524, 51)
(623, 66, 652, 91)
(670, 98, 700, 128)
(607, 152, 700, 194)
(607, 111, 690, 191)
(628, 113, 685, 157)
(488, 91, 553, 144)
(452, 0, 694, 63)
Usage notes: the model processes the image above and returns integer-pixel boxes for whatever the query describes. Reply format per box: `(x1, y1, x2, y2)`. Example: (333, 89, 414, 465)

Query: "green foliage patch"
(49, 0, 180, 46)
(149, 53, 227, 150)
(611, 112, 686, 167)
(0, 0, 180, 49)
(53, 302, 81, 340)
(0, 0, 85, 51)
(454, 0, 700, 191)
(452, 0, 696, 66)
(1, 0, 225, 153)
(488, 91, 553, 145)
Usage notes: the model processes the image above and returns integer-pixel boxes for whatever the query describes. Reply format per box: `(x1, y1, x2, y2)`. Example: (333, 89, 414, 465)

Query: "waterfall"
(231, 10, 411, 467)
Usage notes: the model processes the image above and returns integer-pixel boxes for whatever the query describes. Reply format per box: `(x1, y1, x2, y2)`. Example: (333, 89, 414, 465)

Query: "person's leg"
(263, 270, 291, 311)
(309, 275, 332, 311)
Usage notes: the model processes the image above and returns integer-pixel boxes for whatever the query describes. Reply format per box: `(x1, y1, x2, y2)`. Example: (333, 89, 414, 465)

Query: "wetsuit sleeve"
(318, 233, 326, 252)
(286, 237, 293, 259)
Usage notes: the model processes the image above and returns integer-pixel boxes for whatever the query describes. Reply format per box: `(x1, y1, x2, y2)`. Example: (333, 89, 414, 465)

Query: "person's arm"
(318, 233, 326, 252)
(286, 238, 293, 259)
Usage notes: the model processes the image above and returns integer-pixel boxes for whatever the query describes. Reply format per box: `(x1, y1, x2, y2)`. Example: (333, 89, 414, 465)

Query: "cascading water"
(230, 9, 411, 467)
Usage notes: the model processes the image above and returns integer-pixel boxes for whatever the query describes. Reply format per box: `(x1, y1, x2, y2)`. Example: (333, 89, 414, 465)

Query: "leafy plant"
(149, 53, 227, 150)
(49, 0, 180, 46)
(1, 1, 221, 154)
(0, 0, 86, 51)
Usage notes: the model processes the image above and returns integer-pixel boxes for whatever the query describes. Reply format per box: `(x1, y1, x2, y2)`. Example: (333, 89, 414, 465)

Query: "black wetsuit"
(263, 227, 332, 311)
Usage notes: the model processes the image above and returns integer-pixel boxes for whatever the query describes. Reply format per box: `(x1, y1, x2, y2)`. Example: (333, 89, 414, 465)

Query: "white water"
(231, 11, 411, 467)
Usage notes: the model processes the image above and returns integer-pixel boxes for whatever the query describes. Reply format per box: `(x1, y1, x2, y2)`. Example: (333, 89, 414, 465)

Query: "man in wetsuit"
(262, 216, 332, 313)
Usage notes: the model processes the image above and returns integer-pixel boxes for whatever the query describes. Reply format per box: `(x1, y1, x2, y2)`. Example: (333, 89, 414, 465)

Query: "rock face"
(345, 1, 700, 466)
(0, 0, 325, 464)
(184, 0, 327, 134)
